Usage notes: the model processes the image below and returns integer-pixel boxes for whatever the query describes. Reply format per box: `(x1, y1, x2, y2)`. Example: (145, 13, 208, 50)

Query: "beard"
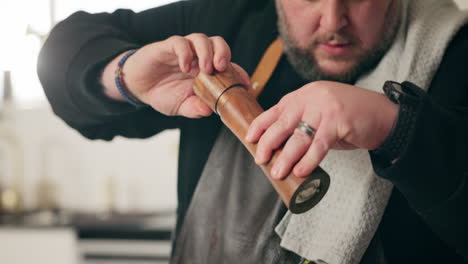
(275, 1, 400, 84)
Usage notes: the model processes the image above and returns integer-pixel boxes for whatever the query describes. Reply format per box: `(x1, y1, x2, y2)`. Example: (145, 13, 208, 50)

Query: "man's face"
(276, 0, 400, 83)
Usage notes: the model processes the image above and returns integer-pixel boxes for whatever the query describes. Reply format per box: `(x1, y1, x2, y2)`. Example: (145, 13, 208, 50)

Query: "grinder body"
(193, 64, 330, 214)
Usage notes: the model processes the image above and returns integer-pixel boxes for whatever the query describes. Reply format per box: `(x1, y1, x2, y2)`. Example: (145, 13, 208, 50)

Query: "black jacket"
(38, 0, 468, 262)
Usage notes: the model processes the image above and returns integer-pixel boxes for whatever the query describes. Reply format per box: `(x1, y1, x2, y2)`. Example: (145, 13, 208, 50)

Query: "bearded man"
(38, 0, 468, 263)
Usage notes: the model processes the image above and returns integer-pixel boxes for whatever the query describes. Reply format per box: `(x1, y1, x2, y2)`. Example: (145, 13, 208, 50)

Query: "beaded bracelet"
(114, 49, 147, 108)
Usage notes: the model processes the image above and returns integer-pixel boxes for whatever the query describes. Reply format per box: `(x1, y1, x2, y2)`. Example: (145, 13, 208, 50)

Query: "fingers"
(246, 105, 280, 144)
(179, 34, 231, 75)
(293, 120, 337, 177)
(169, 36, 194, 74)
(155, 34, 232, 76)
(270, 128, 313, 179)
(254, 111, 302, 165)
(184, 33, 214, 74)
(211, 36, 232, 72)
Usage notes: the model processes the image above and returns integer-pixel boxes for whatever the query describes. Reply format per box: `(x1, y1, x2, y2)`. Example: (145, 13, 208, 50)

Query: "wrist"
(101, 50, 146, 108)
(375, 93, 399, 150)
(371, 81, 425, 163)
(114, 49, 147, 108)
(101, 52, 127, 101)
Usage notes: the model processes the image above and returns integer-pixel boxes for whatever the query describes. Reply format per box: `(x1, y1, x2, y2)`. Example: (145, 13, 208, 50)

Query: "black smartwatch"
(371, 81, 426, 163)
(383, 81, 425, 106)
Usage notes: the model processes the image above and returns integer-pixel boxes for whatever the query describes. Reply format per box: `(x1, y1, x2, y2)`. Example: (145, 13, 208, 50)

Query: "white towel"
(275, 1, 468, 263)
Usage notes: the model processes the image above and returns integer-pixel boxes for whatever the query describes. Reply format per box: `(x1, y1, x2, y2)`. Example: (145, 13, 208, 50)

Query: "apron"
(171, 126, 302, 263)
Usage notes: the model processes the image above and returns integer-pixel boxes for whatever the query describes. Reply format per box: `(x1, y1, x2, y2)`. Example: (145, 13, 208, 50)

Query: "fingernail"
(245, 131, 252, 142)
(271, 164, 280, 179)
(184, 60, 191, 73)
(218, 57, 227, 70)
(255, 152, 267, 165)
(255, 156, 262, 165)
(205, 61, 212, 74)
(293, 166, 301, 176)
(294, 165, 306, 177)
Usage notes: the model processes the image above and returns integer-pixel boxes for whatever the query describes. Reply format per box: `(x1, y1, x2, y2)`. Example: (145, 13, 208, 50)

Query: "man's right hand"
(101, 34, 248, 118)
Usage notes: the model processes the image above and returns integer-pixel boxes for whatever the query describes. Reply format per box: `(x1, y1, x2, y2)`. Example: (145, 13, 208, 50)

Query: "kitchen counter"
(0, 210, 175, 264)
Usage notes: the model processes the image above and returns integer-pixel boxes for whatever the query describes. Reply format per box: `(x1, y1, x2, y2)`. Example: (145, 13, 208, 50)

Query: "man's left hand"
(245, 81, 398, 180)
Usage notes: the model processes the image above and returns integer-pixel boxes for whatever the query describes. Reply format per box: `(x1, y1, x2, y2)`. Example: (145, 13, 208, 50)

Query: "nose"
(320, 0, 348, 32)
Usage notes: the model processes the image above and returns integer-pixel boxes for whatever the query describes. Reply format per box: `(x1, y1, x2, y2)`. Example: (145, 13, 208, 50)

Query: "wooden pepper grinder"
(193, 63, 330, 214)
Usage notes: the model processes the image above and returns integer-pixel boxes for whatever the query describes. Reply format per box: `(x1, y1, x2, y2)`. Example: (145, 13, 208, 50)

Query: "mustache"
(313, 32, 356, 45)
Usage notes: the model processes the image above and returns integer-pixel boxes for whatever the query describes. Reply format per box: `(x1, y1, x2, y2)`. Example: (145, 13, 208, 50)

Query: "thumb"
(177, 95, 213, 118)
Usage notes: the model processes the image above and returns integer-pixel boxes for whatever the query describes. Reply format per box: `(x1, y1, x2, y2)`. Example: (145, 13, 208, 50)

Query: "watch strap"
(371, 81, 424, 163)
(371, 103, 417, 163)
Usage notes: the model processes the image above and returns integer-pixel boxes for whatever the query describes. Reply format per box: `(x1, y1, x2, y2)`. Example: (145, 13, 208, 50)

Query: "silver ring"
(297, 122, 316, 137)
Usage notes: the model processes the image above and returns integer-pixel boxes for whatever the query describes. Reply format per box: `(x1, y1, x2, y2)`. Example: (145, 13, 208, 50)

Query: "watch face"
(384, 81, 403, 104)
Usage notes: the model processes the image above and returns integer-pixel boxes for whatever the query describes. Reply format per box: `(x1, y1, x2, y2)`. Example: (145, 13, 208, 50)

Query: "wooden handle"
(193, 64, 330, 213)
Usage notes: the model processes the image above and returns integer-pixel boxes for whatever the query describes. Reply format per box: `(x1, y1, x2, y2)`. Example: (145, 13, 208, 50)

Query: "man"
(38, 0, 468, 263)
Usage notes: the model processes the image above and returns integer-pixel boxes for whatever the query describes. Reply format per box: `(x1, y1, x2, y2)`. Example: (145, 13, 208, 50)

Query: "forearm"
(371, 93, 468, 258)
(38, 3, 192, 138)
(38, 9, 145, 128)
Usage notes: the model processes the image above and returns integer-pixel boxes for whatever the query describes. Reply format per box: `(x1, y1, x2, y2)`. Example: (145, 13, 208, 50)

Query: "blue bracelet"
(114, 49, 147, 108)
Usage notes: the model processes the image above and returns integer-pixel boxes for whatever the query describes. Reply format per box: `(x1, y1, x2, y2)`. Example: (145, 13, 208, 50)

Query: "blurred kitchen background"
(1, 0, 180, 263)
(1, 0, 467, 263)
